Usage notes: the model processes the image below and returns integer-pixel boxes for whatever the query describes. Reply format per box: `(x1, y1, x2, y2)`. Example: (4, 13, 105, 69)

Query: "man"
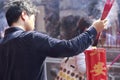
(0, 0, 107, 80)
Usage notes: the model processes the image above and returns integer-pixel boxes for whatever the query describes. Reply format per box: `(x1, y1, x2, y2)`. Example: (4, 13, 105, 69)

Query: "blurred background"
(0, 0, 120, 80)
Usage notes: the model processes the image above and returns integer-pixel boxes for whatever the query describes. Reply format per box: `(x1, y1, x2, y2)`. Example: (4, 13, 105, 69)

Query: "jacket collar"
(5, 27, 24, 36)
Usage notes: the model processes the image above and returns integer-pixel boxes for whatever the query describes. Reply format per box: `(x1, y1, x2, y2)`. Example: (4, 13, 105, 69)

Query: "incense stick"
(110, 54, 120, 66)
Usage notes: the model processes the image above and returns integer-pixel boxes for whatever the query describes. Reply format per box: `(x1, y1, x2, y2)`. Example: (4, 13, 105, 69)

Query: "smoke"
(60, 0, 103, 20)
(0, 12, 8, 38)
(60, 0, 118, 21)
(60, 0, 91, 18)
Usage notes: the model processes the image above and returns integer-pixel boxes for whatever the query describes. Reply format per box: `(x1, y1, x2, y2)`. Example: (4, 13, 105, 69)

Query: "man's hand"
(92, 19, 107, 33)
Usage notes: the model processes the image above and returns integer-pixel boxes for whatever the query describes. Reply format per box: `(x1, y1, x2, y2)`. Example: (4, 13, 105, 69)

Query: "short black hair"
(4, 0, 37, 26)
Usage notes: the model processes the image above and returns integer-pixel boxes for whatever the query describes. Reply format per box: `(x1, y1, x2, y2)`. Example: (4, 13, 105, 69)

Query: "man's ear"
(21, 11, 28, 21)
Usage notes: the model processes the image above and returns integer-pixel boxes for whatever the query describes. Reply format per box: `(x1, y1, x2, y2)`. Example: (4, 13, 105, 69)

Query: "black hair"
(77, 18, 91, 34)
(60, 15, 91, 40)
(60, 15, 80, 39)
(4, 0, 37, 26)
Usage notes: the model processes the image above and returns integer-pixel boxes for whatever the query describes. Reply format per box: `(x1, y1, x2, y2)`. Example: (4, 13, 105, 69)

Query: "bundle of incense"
(101, 0, 115, 20)
(94, 0, 115, 46)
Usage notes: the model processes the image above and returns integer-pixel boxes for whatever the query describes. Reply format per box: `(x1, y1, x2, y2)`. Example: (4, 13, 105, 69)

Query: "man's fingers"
(102, 19, 107, 23)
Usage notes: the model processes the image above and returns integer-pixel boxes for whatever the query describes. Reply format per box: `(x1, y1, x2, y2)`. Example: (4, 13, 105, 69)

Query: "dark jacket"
(0, 27, 97, 80)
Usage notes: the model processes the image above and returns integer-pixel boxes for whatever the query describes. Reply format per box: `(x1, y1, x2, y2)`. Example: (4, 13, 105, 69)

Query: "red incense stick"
(110, 54, 120, 66)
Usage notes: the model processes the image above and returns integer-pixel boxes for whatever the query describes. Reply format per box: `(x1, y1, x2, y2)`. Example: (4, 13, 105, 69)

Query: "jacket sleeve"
(32, 27, 97, 57)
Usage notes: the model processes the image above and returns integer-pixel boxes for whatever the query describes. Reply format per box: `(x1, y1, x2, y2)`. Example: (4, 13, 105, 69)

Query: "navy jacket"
(0, 27, 97, 80)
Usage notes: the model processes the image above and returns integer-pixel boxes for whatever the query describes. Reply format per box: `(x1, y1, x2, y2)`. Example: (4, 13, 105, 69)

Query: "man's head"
(5, 0, 37, 31)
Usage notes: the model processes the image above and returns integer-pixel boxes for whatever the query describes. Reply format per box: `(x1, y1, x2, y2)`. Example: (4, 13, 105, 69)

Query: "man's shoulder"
(19, 31, 49, 40)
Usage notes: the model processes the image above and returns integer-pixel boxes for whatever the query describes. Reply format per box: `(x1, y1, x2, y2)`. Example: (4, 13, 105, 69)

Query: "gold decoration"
(90, 62, 106, 76)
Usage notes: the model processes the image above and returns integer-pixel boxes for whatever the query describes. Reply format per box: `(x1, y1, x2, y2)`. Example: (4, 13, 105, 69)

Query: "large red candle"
(84, 48, 107, 80)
